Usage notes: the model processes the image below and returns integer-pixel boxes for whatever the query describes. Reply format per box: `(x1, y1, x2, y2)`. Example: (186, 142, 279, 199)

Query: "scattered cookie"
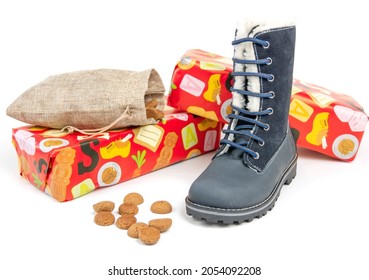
(127, 222, 148, 238)
(93, 201, 115, 213)
(116, 214, 137, 230)
(150, 200, 172, 214)
(118, 203, 139, 215)
(123, 192, 144, 205)
(94, 211, 115, 226)
(92, 194, 172, 245)
(139, 226, 161, 245)
(148, 218, 172, 233)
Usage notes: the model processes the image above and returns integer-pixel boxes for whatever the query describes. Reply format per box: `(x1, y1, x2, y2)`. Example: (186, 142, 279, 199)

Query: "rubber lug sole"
(185, 155, 297, 224)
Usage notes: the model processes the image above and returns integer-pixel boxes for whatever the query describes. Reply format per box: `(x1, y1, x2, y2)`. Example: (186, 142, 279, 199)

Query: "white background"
(1, 1, 368, 279)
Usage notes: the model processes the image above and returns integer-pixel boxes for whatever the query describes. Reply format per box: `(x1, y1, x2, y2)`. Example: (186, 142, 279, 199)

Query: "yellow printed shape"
(100, 134, 132, 159)
(71, 178, 95, 199)
(197, 119, 218, 131)
(27, 126, 46, 131)
(203, 74, 221, 103)
(133, 125, 164, 152)
(181, 123, 198, 150)
(200, 61, 226, 71)
(308, 93, 335, 108)
(289, 98, 314, 122)
(187, 106, 219, 122)
(306, 112, 330, 146)
(204, 111, 219, 122)
(186, 149, 202, 159)
(41, 129, 69, 138)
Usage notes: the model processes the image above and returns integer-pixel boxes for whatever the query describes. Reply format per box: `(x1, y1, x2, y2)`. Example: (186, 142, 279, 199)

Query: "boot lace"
(220, 37, 274, 160)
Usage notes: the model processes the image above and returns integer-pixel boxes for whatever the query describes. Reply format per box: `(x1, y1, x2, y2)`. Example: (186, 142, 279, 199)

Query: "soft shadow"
(297, 147, 347, 163)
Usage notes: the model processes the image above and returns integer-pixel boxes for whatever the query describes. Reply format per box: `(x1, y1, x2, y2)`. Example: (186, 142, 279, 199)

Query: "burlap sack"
(6, 68, 165, 131)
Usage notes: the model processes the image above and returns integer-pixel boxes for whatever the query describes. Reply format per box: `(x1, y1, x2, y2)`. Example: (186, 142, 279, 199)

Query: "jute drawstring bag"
(6, 68, 165, 134)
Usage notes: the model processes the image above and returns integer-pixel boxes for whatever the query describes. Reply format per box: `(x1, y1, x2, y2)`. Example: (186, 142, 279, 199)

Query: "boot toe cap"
(187, 155, 267, 210)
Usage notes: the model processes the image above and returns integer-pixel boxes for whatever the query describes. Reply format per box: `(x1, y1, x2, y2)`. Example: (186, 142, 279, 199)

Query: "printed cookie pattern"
(12, 104, 222, 201)
(153, 132, 178, 170)
(49, 147, 76, 201)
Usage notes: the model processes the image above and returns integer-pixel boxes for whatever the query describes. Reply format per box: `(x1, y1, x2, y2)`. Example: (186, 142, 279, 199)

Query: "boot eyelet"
(253, 152, 260, 159)
(266, 57, 272, 65)
(263, 41, 270, 49)
(267, 108, 274, 115)
(269, 91, 275, 99)
(264, 124, 270, 131)
(258, 140, 265, 147)
(268, 75, 275, 82)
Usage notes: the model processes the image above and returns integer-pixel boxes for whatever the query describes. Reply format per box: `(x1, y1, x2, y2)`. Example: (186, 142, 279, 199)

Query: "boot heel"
(284, 162, 297, 185)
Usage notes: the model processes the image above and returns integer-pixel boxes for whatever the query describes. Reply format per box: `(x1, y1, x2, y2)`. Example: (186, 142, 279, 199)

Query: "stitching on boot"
(188, 154, 297, 213)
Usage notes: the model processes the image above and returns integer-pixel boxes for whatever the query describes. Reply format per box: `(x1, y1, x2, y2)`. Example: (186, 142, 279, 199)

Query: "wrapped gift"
(168, 49, 368, 161)
(290, 79, 368, 161)
(12, 107, 222, 202)
(168, 49, 233, 123)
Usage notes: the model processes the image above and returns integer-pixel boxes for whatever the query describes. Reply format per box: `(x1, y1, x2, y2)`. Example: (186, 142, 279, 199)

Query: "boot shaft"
(245, 25, 296, 171)
(221, 22, 296, 171)
(186, 20, 298, 224)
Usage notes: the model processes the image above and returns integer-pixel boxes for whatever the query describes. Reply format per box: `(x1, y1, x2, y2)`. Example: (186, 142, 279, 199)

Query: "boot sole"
(185, 155, 297, 224)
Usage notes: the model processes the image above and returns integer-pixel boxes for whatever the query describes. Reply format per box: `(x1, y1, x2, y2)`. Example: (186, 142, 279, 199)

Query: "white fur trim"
(219, 19, 295, 156)
(233, 19, 295, 112)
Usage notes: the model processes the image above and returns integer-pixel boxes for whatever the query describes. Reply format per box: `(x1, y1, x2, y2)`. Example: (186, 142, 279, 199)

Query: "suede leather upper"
(187, 128, 296, 209)
(187, 25, 297, 212)
(244, 26, 296, 171)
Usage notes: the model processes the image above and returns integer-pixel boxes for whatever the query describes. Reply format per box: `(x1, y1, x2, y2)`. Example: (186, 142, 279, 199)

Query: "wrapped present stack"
(168, 49, 368, 161)
(9, 69, 222, 202)
(12, 108, 222, 202)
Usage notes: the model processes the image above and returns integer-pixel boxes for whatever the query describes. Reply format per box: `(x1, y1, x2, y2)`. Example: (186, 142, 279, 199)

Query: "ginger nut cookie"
(118, 203, 139, 215)
(138, 226, 160, 245)
(148, 218, 172, 233)
(123, 192, 144, 205)
(94, 211, 115, 226)
(127, 222, 148, 238)
(116, 214, 137, 230)
(93, 201, 115, 213)
(150, 200, 172, 214)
